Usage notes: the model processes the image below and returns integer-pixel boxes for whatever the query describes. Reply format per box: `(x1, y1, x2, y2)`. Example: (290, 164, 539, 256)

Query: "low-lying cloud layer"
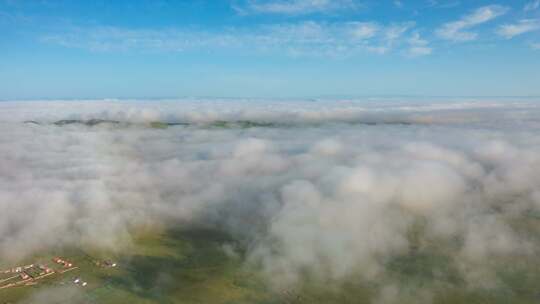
(1, 99, 540, 300)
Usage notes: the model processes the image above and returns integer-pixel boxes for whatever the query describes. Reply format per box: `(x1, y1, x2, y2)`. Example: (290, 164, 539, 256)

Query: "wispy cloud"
(385, 22, 415, 42)
(531, 42, 540, 50)
(426, 0, 461, 9)
(359, 22, 416, 55)
(407, 46, 432, 57)
(524, 0, 540, 11)
(435, 5, 508, 42)
(0, 10, 32, 24)
(234, 0, 359, 15)
(41, 27, 243, 53)
(496, 19, 540, 39)
(348, 22, 379, 40)
(406, 32, 432, 57)
(41, 21, 419, 58)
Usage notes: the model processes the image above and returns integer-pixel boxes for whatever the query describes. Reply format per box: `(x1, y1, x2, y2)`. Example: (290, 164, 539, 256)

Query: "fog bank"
(1, 99, 540, 301)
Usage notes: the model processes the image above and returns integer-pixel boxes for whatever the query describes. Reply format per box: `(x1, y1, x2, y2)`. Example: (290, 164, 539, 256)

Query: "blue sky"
(1, 0, 539, 99)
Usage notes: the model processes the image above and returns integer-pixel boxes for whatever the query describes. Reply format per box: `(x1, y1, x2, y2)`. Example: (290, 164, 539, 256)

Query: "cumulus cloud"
(435, 5, 508, 42)
(1, 99, 540, 300)
(496, 19, 540, 39)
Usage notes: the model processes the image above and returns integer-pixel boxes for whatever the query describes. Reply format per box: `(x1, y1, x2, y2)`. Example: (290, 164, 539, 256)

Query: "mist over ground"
(1, 99, 540, 302)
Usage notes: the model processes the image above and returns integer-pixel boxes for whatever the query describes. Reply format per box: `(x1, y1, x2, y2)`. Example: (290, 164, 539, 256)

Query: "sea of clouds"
(1, 99, 540, 301)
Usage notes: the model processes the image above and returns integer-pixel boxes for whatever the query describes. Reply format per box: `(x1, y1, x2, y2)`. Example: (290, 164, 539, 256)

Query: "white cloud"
(496, 19, 540, 39)
(365, 45, 390, 54)
(406, 32, 432, 57)
(435, 5, 508, 42)
(524, 0, 540, 11)
(427, 0, 461, 9)
(259, 21, 415, 56)
(408, 32, 428, 46)
(235, 0, 358, 15)
(348, 22, 379, 40)
(407, 46, 432, 56)
(1, 99, 540, 298)
(394, 0, 403, 8)
(42, 21, 417, 58)
(385, 22, 415, 42)
(41, 27, 244, 53)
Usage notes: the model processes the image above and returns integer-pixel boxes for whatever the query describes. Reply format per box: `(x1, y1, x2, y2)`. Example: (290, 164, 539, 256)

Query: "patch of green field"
(207, 121, 277, 129)
(2, 225, 540, 304)
(0, 228, 278, 304)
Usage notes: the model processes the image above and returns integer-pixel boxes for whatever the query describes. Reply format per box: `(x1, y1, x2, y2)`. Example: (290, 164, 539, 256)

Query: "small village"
(0, 254, 120, 294)
(0, 257, 79, 290)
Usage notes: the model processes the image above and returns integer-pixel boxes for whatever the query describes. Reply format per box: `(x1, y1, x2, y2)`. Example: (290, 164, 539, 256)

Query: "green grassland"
(0, 228, 280, 304)
(2, 224, 540, 304)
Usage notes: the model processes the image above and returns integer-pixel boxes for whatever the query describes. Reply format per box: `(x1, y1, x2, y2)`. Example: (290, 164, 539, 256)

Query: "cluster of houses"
(95, 260, 117, 268)
(1, 256, 117, 291)
(0, 264, 54, 290)
(52, 257, 73, 268)
(0, 258, 75, 290)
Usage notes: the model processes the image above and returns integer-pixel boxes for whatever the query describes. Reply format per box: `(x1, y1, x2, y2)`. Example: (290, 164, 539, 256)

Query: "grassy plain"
(2, 224, 540, 304)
